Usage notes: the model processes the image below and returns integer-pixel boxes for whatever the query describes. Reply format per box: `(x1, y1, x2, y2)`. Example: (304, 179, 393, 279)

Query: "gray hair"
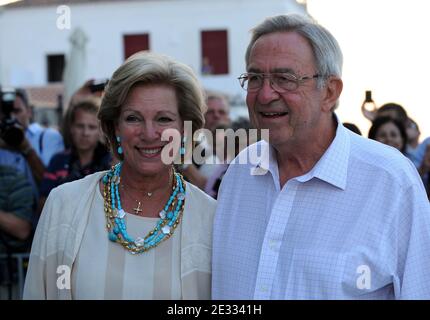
(99, 51, 206, 160)
(205, 90, 230, 108)
(245, 14, 343, 108)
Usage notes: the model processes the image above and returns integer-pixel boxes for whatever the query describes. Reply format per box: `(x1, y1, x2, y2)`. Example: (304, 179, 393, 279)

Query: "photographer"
(0, 87, 64, 184)
(10, 89, 64, 180)
(0, 89, 39, 201)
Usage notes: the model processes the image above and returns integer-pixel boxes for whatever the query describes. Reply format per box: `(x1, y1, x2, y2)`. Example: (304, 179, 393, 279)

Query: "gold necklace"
(102, 163, 185, 254)
(120, 167, 174, 198)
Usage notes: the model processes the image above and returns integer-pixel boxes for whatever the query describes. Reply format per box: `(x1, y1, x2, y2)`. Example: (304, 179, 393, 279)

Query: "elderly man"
(179, 92, 231, 191)
(204, 93, 230, 134)
(212, 14, 430, 299)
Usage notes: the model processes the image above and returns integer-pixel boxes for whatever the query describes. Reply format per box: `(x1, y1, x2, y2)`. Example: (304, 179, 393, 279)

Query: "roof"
(3, 0, 141, 8)
(24, 83, 64, 109)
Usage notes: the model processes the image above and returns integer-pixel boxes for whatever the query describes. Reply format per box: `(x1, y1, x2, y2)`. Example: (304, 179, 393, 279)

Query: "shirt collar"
(250, 114, 350, 190)
(26, 122, 42, 137)
(250, 140, 276, 176)
(296, 115, 350, 190)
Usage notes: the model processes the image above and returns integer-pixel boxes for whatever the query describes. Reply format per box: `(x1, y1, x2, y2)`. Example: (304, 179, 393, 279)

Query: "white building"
(0, 0, 307, 121)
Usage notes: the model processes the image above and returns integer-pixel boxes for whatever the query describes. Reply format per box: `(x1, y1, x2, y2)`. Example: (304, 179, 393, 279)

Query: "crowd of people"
(0, 13, 429, 300)
(346, 101, 430, 198)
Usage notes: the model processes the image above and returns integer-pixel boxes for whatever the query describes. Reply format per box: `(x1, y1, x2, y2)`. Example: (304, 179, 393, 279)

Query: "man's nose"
(257, 78, 279, 105)
(214, 112, 222, 120)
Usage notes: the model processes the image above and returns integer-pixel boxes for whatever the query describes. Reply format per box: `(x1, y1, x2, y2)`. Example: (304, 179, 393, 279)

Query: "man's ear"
(321, 76, 343, 112)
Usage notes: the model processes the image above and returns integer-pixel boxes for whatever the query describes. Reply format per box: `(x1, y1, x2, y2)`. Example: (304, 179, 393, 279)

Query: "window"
(47, 54, 65, 83)
(123, 34, 150, 60)
(201, 30, 229, 75)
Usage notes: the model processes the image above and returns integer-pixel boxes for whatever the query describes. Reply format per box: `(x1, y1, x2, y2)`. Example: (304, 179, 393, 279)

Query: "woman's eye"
(158, 117, 173, 123)
(125, 115, 140, 122)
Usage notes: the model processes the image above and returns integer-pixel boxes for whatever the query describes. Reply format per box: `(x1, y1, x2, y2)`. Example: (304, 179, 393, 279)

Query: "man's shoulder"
(28, 122, 43, 133)
(230, 140, 268, 166)
(349, 132, 419, 184)
(43, 127, 63, 139)
(415, 136, 430, 154)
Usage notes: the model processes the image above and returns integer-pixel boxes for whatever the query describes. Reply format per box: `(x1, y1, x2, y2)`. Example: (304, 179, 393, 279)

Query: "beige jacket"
(23, 171, 216, 299)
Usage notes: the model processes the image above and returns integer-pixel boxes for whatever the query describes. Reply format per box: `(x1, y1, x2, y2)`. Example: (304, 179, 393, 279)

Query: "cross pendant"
(133, 201, 143, 215)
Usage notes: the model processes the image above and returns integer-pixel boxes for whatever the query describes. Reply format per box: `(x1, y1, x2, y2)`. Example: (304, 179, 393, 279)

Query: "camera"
(0, 87, 25, 148)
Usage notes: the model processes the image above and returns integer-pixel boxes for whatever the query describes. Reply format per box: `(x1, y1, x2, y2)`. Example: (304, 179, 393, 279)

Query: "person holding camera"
(0, 88, 64, 185)
(12, 89, 64, 168)
(0, 89, 39, 202)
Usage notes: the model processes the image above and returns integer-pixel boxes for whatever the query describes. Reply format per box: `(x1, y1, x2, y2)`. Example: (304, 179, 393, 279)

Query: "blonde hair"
(98, 51, 206, 160)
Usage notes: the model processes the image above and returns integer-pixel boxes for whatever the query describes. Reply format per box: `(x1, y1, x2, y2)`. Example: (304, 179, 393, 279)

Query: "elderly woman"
(23, 52, 216, 299)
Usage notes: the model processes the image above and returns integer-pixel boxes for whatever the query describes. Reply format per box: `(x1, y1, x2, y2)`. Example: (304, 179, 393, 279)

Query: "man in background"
(180, 92, 231, 190)
(12, 89, 64, 167)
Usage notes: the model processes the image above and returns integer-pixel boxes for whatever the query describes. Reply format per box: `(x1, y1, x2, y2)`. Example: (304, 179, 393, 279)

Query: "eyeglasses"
(238, 72, 321, 92)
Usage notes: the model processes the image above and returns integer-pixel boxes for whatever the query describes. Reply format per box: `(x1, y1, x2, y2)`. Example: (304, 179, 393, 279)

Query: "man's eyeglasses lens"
(238, 73, 319, 92)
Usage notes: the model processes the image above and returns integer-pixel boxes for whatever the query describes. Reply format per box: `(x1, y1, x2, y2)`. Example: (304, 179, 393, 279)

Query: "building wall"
(0, 0, 306, 98)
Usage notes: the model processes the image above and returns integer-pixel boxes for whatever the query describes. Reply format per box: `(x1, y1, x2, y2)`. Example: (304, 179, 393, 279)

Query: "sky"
(306, 0, 430, 140)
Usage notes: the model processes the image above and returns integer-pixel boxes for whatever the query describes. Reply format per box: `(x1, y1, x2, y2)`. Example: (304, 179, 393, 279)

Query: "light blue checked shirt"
(26, 123, 64, 167)
(212, 120, 430, 299)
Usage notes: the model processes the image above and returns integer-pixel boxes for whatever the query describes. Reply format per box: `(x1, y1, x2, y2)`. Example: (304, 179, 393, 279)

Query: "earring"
(116, 136, 123, 155)
(180, 136, 186, 155)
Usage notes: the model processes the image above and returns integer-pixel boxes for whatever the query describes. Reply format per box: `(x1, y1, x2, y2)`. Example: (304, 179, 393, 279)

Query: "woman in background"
(38, 97, 111, 212)
(368, 116, 407, 154)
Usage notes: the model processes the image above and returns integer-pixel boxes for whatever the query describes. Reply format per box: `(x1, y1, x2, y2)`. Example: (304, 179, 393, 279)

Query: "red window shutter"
(123, 34, 150, 60)
(201, 30, 229, 75)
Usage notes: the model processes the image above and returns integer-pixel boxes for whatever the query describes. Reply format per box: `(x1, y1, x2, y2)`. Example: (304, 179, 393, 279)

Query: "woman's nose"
(141, 122, 159, 140)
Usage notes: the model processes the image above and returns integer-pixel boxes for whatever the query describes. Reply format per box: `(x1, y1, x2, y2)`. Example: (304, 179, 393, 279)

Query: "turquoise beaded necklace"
(102, 162, 186, 254)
